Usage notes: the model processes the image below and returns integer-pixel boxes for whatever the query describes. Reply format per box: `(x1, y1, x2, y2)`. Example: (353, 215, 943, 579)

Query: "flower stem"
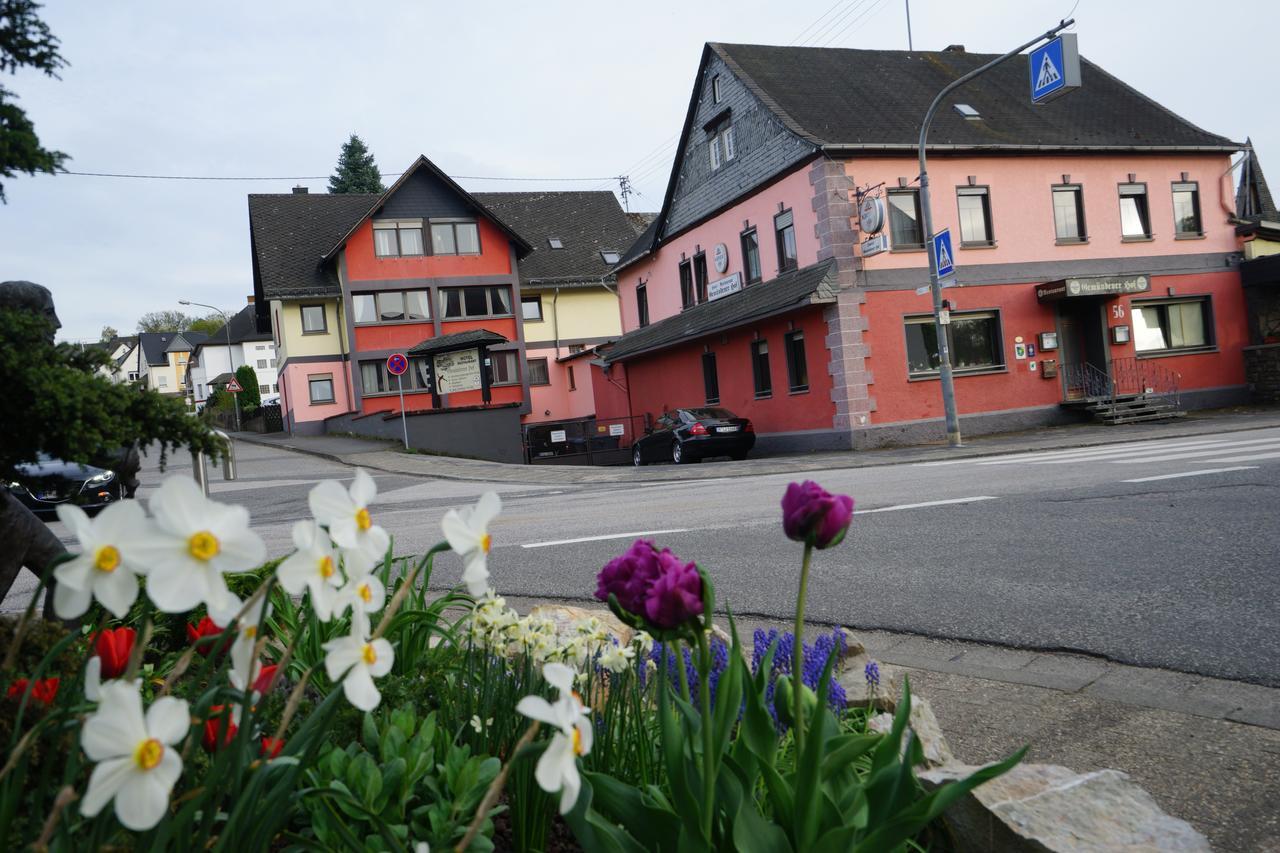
(696, 630, 715, 845)
(674, 640, 691, 702)
(793, 541, 813, 759)
(456, 721, 539, 853)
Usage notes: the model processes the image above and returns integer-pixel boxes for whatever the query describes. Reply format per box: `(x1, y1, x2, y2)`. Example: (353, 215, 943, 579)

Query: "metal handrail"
(1109, 357, 1182, 411)
(1061, 361, 1114, 401)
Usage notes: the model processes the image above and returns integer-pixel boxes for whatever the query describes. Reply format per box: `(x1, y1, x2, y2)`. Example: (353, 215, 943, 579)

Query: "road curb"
(230, 411, 1280, 485)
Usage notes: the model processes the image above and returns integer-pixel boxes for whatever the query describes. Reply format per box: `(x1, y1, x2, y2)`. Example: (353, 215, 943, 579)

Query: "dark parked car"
(632, 408, 755, 465)
(7, 455, 126, 518)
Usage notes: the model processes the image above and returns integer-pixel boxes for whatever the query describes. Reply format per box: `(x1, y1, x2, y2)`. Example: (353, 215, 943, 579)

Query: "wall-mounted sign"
(860, 234, 888, 257)
(1036, 274, 1149, 303)
(550, 429, 567, 443)
(1038, 331, 1059, 351)
(432, 347, 483, 394)
(1111, 325, 1132, 345)
(609, 423, 625, 437)
(859, 195, 885, 234)
(713, 243, 729, 274)
(708, 272, 743, 301)
(1014, 343, 1028, 360)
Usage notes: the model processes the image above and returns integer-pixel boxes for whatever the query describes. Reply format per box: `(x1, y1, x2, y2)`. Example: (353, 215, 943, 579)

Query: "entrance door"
(1057, 299, 1109, 400)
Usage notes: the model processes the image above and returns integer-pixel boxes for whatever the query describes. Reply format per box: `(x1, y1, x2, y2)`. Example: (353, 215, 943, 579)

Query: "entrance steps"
(1063, 393, 1186, 426)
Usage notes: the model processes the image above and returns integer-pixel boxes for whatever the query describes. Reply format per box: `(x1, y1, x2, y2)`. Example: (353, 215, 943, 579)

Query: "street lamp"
(179, 299, 239, 431)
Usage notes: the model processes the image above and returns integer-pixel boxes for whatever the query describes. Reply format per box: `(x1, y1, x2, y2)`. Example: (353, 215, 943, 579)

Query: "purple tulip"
(595, 539, 663, 614)
(781, 481, 854, 549)
(643, 551, 704, 629)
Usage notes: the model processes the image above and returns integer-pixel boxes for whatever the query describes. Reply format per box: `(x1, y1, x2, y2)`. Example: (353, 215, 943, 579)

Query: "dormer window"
(373, 220, 424, 257)
(954, 104, 980, 120)
(712, 74, 722, 104)
(709, 125, 736, 171)
(601, 250, 621, 265)
(548, 237, 564, 249)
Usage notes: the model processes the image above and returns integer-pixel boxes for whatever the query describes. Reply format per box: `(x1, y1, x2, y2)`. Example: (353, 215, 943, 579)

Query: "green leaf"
(561, 775, 652, 853)
(362, 711, 380, 749)
(732, 791, 794, 853)
(821, 734, 880, 781)
(585, 771, 681, 848)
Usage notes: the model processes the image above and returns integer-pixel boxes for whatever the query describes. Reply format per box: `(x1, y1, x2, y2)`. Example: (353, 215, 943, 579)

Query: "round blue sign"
(386, 353, 408, 376)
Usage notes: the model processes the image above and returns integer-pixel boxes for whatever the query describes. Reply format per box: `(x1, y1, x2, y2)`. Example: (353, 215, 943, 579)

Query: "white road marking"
(916, 437, 1234, 467)
(1193, 450, 1280, 464)
(1121, 466, 1258, 483)
(521, 528, 691, 549)
(855, 496, 998, 514)
(1108, 439, 1280, 464)
(979, 439, 1232, 465)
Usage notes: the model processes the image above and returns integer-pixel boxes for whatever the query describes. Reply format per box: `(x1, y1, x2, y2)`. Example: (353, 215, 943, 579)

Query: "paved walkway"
(233, 406, 1280, 484)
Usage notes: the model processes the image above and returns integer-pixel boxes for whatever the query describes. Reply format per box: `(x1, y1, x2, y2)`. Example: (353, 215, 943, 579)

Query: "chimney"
(246, 295, 255, 304)
(944, 44, 965, 52)
(292, 185, 309, 194)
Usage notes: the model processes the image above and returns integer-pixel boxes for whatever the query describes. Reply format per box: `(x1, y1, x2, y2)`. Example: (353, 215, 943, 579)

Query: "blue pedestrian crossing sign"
(1030, 34, 1081, 104)
(932, 228, 955, 280)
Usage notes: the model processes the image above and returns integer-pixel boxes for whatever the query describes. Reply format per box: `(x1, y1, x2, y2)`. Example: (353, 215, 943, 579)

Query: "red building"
(596, 44, 1250, 454)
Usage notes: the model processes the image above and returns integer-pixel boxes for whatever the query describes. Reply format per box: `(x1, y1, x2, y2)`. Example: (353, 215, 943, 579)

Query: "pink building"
(598, 43, 1249, 455)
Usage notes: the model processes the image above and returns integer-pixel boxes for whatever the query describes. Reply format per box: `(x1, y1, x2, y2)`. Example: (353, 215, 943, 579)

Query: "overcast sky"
(3, 0, 1275, 342)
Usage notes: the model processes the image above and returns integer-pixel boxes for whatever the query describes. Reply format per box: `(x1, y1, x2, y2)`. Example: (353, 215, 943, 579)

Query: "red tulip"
(186, 617, 224, 657)
(259, 737, 284, 759)
(201, 705, 238, 753)
(7, 677, 60, 706)
(91, 627, 136, 678)
(253, 664, 279, 696)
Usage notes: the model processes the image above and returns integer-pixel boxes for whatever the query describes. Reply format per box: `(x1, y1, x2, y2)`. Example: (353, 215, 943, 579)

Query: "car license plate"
(37, 491, 61, 501)
(717, 426, 740, 433)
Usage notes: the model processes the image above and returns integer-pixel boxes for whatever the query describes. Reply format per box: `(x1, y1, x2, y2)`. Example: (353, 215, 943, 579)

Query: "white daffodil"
(208, 593, 271, 694)
(599, 643, 635, 673)
(336, 574, 386, 635)
(515, 662, 593, 814)
(80, 680, 189, 831)
(276, 520, 343, 620)
(130, 477, 266, 614)
(441, 492, 501, 596)
(51, 501, 150, 619)
(308, 469, 390, 575)
(633, 631, 654, 656)
(323, 629, 394, 712)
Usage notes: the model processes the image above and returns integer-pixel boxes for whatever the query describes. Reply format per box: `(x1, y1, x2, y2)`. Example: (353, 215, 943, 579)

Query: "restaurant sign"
(1036, 274, 1149, 303)
(433, 347, 483, 393)
(708, 272, 743, 301)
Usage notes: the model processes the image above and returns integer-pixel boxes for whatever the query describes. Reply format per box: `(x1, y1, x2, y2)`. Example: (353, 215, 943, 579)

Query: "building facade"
(186, 301, 278, 405)
(249, 158, 637, 456)
(138, 330, 206, 400)
(600, 43, 1249, 452)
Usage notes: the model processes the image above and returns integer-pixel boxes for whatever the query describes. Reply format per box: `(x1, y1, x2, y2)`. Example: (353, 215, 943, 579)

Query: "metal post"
(191, 447, 210, 496)
(397, 373, 409, 450)
(916, 18, 1075, 448)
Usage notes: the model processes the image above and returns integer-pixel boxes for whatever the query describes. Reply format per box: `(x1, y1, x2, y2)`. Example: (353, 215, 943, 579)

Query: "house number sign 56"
(1112, 304, 1126, 319)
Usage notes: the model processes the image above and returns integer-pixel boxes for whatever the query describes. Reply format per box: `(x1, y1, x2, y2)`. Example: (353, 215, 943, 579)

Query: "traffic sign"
(931, 228, 955, 280)
(225, 377, 243, 393)
(386, 352, 408, 376)
(1029, 33, 1080, 104)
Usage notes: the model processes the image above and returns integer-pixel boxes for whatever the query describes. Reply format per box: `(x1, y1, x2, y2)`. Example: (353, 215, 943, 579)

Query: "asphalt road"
(11, 426, 1280, 686)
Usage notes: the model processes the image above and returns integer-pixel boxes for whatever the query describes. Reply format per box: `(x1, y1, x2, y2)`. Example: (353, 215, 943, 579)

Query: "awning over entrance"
(1035, 274, 1150, 303)
(408, 329, 508, 356)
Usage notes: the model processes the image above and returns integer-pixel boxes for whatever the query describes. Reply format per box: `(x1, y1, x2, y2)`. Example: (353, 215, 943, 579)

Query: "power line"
(790, 0, 849, 45)
(60, 169, 619, 183)
(819, 0, 891, 47)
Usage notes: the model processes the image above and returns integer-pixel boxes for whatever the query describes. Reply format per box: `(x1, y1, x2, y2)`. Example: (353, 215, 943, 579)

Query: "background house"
(186, 301, 278, 405)
(138, 330, 207, 398)
(94, 336, 141, 383)
(600, 42, 1247, 453)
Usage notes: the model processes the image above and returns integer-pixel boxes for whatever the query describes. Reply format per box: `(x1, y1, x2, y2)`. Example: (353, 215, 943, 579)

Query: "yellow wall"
(275, 298, 347, 361)
(522, 286, 620, 343)
(1244, 235, 1280, 260)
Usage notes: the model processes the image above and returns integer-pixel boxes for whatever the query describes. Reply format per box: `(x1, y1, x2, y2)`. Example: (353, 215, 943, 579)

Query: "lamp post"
(179, 299, 239, 431)
(916, 18, 1075, 447)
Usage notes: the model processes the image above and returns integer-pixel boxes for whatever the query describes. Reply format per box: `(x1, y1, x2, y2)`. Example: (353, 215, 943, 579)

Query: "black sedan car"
(7, 455, 126, 518)
(632, 408, 755, 465)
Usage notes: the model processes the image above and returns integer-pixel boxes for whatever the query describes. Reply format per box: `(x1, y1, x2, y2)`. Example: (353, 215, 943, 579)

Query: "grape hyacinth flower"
(781, 480, 855, 550)
(865, 660, 881, 691)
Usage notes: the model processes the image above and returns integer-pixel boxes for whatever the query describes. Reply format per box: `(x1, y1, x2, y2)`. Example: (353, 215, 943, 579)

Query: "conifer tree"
(328, 134, 385, 194)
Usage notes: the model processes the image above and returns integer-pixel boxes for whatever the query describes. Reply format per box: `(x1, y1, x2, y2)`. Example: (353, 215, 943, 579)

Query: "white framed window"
(430, 220, 480, 255)
(308, 374, 335, 404)
(490, 351, 519, 385)
(257, 359, 268, 369)
(712, 74, 722, 104)
(708, 125, 736, 171)
(905, 311, 1004, 377)
(1133, 298, 1212, 353)
(373, 220, 425, 257)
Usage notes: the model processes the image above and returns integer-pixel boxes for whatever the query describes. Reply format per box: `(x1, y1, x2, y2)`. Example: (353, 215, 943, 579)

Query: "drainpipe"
(337, 300, 354, 411)
(552, 287, 561, 353)
(1219, 148, 1248, 220)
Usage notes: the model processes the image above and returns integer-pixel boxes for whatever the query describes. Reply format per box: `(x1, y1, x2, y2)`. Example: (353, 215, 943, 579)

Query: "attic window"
(954, 104, 980, 120)
(548, 238, 564, 249)
(601, 250, 621, 265)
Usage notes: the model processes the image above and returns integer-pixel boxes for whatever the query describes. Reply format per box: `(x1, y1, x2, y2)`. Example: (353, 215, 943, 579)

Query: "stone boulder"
(918, 763, 1211, 852)
(837, 649, 902, 712)
(867, 694, 954, 768)
(527, 604, 633, 648)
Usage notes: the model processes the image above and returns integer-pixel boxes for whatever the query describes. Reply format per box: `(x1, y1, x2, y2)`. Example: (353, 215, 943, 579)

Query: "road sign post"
(225, 377, 243, 432)
(386, 353, 410, 450)
(915, 17, 1077, 448)
(1029, 34, 1081, 104)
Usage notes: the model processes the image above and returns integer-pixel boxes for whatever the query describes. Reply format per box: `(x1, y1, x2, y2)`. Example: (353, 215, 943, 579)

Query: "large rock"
(527, 604, 633, 647)
(867, 694, 954, 768)
(918, 763, 1211, 852)
(837, 650, 901, 712)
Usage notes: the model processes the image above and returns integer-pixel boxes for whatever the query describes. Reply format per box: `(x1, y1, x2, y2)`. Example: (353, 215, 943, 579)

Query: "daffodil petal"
(342, 666, 381, 712)
(145, 697, 190, 746)
(473, 492, 502, 530)
(543, 662, 575, 694)
(440, 509, 478, 553)
(52, 580, 92, 620)
(144, 561, 206, 614)
(80, 756, 132, 818)
(350, 468, 377, 508)
(309, 480, 353, 526)
(82, 683, 147, 761)
(368, 639, 394, 678)
(55, 502, 94, 544)
(93, 565, 139, 619)
(515, 696, 560, 727)
(114, 766, 172, 831)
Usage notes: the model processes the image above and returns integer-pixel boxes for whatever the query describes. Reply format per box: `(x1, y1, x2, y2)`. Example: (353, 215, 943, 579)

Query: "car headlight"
(86, 470, 115, 485)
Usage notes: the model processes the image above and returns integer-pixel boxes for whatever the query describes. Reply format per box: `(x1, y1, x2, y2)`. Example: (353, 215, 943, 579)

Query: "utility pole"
(179, 299, 239, 431)
(905, 0, 913, 51)
(618, 175, 632, 212)
(917, 18, 1076, 448)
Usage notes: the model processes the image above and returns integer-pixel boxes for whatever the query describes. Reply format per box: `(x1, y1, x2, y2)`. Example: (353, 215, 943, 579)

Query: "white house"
(95, 336, 142, 383)
(187, 302, 278, 405)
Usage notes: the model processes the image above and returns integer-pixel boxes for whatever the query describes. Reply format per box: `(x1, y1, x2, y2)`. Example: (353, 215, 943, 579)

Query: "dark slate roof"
(249, 192, 380, 299)
(408, 329, 508, 356)
(712, 43, 1240, 152)
(614, 217, 660, 274)
(1236, 142, 1277, 221)
(474, 191, 637, 285)
(604, 259, 838, 362)
(164, 331, 207, 353)
(204, 304, 273, 346)
(626, 212, 658, 234)
(138, 332, 176, 366)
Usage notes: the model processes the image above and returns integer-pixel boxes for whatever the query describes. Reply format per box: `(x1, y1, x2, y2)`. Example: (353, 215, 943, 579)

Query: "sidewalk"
(499, 594, 1280, 852)
(232, 405, 1280, 485)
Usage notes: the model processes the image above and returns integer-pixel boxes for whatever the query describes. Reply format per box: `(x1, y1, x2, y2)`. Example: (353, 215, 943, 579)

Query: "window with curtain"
(490, 351, 518, 385)
(887, 190, 923, 249)
(775, 210, 797, 272)
(1119, 184, 1151, 239)
(785, 331, 809, 392)
(1172, 182, 1202, 236)
(526, 358, 550, 386)
(1052, 186, 1086, 242)
(956, 187, 993, 246)
(741, 229, 761, 283)
(430, 220, 480, 255)
(904, 311, 1003, 377)
(377, 291, 405, 322)
(1133, 299, 1211, 352)
(751, 339, 772, 398)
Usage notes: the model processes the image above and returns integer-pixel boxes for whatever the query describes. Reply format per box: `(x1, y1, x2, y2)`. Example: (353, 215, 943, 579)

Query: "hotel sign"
(708, 272, 743, 301)
(1036, 274, 1149, 303)
(433, 347, 483, 393)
